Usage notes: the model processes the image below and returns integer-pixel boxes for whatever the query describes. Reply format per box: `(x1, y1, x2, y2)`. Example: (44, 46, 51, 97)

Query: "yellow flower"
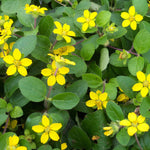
(61, 143, 67, 150)
(121, 6, 143, 30)
(8, 135, 27, 150)
(103, 126, 114, 136)
(106, 23, 118, 33)
(120, 112, 149, 136)
(3, 48, 32, 76)
(24, 4, 48, 18)
(41, 61, 69, 86)
(86, 90, 108, 110)
(53, 46, 75, 56)
(53, 21, 75, 43)
(77, 10, 97, 31)
(132, 71, 150, 97)
(117, 94, 129, 102)
(0, 42, 15, 58)
(3, 118, 17, 130)
(32, 115, 62, 144)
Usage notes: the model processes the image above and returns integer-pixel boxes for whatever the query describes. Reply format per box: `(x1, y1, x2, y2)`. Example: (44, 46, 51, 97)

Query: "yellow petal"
(96, 90, 101, 95)
(129, 6, 135, 16)
(90, 91, 98, 100)
(50, 123, 62, 131)
(67, 46, 75, 53)
(120, 119, 131, 126)
(135, 14, 143, 22)
(132, 83, 143, 91)
(141, 87, 149, 97)
(137, 71, 146, 82)
(63, 35, 71, 43)
(59, 67, 69, 74)
(47, 75, 56, 86)
(137, 115, 145, 124)
(104, 129, 113, 136)
(86, 100, 96, 107)
(9, 135, 19, 146)
(10, 120, 17, 129)
(42, 115, 50, 127)
(147, 74, 150, 82)
(102, 101, 108, 108)
(3, 55, 14, 64)
(90, 12, 97, 19)
(77, 17, 86, 23)
(16, 146, 27, 150)
(63, 24, 70, 32)
(103, 127, 112, 131)
(49, 130, 60, 141)
(130, 21, 137, 30)
(121, 12, 130, 19)
(128, 112, 137, 123)
(3, 43, 8, 50)
(82, 23, 88, 31)
(127, 126, 137, 136)
(96, 101, 102, 110)
(9, 42, 15, 50)
(41, 68, 52, 76)
(67, 31, 76, 37)
(13, 48, 21, 60)
(21, 58, 32, 67)
(56, 74, 66, 85)
(32, 125, 45, 133)
(137, 123, 149, 132)
(122, 20, 130, 27)
(41, 132, 49, 144)
(61, 143, 67, 150)
(7, 65, 17, 76)
(99, 92, 108, 101)
(117, 94, 129, 102)
(84, 10, 90, 18)
(54, 21, 62, 29)
(89, 20, 95, 27)
(18, 66, 27, 76)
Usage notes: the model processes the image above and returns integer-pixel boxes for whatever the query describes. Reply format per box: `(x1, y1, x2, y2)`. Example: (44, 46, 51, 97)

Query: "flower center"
(14, 60, 21, 67)
(86, 18, 90, 23)
(143, 80, 149, 87)
(131, 121, 138, 127)
(45, 126, 50, 133)
(129, 16, 135, 22)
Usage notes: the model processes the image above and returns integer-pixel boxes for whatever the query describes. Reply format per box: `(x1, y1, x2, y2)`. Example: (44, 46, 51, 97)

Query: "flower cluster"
(0, 15, 13, 45)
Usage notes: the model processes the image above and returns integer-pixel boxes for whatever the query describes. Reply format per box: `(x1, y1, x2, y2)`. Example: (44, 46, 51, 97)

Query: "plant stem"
(50, 40, 57, 51)
(13, 33, 22, 38)
(68, 1, 73, 6)
(107, 45, 123, 51)
(135, 133, 143, 150)
(34, 18, 36, 29)
(3, 115, 9, 134)
(102, 80, 106, 93)
(54, 0, 66, 6)
(73, 39, 84, 46)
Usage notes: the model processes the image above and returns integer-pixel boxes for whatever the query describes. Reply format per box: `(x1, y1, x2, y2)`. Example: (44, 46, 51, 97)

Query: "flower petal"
(120, 119, 131, 126)
(130, 21, 137, 30)
(61, 143, 67, 150)
(63, 35, 71, 43)
(47, 75, 56, 86)
(104, 129, 113, 136)
(49, 130, 60, 141)
(42, 115, 50, 127)
(84, 10, 90, 18)
(18, 66, 27, 76)
(147, 74, 150, 82)
(127, 126, 137, 136)
(102, 101, 108, 108)
(21, 58, 32, 67)
(137, 71, 146, 82)
(54, 21, 62, 29)
(41, 132, 49, 144)
(132, 83, 143, 91)
(82, 23, 88, 31)
(16, 146, 27, 150)
(56, 74, 66, 85)
(41, 68, 52, 76)
(67, 31, 75, 37)
(86, 100, 96, 107)
(77, 17, 86, 23)
(50, 123, 62, 131)
(129, 6, 135, 16)
(137, 115, 145, 124)
(32, 125, 45, 133)
(90, 91, 98, 100)
(128, 112, 137, 123)
(9, 135, 19, 146)
(135, 14, 143, 22)
(13, 48, 21, 60)
(99, 92, 108, 101)
(89, 20, 95, 27)
(121, 12, 130, 19)
(141, 87, 149, 97)
(103, 127, 112, 130)
(63, 24, 70, 32)
(59, 67, 69, 74)
(90, 12, 97, 19)
(3, 55, 14, 64)
(137, 123, 149, 132)
(122, 20, 130, 27)
(6, 65, 17, 76)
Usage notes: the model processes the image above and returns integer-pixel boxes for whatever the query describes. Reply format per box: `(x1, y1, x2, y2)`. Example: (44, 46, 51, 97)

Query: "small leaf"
(10, 106, 23, 118)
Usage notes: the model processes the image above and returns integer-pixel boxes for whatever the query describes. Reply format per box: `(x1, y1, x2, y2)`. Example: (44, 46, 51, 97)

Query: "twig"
(3, 116, 9, 134)
(50, 40, 57, 51)
(102, 80, 106, 93)
(68, 1, 73, 6)
(55, 0, 66, 6)
(73, 39, 84, 46)
(13, 33, 22, 38)
(135, 133, 143, 150)
(34, 18, 36, 29)
(107, 45, 123, 51)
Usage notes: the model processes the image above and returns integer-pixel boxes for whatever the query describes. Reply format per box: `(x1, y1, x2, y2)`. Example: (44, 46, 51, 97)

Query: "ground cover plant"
(1, 0, 150, 149)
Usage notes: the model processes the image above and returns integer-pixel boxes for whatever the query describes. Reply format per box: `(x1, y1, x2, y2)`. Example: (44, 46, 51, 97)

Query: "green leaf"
(52, 92, 80, 110)
(133, 29, 150, 54)
(31, 35, 50, 63)
(140, 97, 150, 118)
(105, 83, 117, 100)
(19, 139, 32, 150)
(0, 98, 7, 108)
(10, 106, 23, 118)
(38, 145, 52, 150)
(76, 0, 91, 10)
(0, 109, 8, 127)
(17, 7, 34, 27)
(106, 101, 124, 121)
(96, 10, 111, 27)
(80, 34, 99, 61)
(132, 0, 148, 16)
(116, 128, 130, 146)
(139, 21, 150, 32)
(113, 145, 126, 150)
(13, 35, 37, 57)
(97, 35, 108, 46)
(128, 56, 144, 76)
(140, 132, 150, 150)
(99, 48, 109, 71)
(1, 0, 31, 14)
(68, 126, 92, 150)
(66, 80, 88, 98)
(146, 64, 150, 74)
(117, 76, 136, 98)
(39, 16, 54, 37)
(19, 76, 47, 102)
(82, 73, 102, 88)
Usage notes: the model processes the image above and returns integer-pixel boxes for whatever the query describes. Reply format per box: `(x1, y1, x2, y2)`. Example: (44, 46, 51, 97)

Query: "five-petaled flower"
(77, 10, 97, 32)
(86, 90, 108, 110)
(32, 115, 62, 144)
(132, 71, 150, 97)
(53, 21, 75, 43)
(121, 6, 143, 30)
(3, 48, 32, 76)
(8, 135, 27, 150)
(120, 112, 149, 136)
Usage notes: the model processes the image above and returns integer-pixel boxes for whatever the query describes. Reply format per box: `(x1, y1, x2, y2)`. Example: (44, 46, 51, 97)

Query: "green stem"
(135, 133, 143, 150)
